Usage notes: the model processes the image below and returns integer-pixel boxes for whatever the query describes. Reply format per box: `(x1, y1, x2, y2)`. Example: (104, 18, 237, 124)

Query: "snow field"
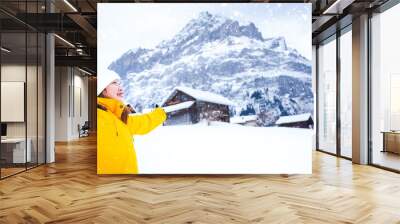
(135, 124, 312, 174)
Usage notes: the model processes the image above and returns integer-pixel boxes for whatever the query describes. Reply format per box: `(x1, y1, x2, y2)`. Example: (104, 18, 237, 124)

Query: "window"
(0, 2, 47, 179)
(317, 36, 337, 154)
(339, 28, 352, 158)
(370, 3, 400, 171)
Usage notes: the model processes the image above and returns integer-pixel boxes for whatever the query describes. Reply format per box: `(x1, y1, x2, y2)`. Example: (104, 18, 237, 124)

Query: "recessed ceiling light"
(63, 0, 78, 12)
(78, 67, 93, 76)
(1, 47, 11, 53)
(322, 0, 355, 15)
(54, 34, 75, 48)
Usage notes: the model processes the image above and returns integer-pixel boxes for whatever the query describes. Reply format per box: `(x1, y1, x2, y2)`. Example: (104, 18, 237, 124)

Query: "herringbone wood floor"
(1, 135, 400, 224)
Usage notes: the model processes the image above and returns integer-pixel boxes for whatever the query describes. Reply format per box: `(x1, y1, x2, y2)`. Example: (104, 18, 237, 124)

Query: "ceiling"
(0, 0, 393, 75)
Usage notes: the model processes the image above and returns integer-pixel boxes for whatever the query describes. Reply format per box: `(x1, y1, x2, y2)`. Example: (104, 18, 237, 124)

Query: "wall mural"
(97, 3, 313, 174)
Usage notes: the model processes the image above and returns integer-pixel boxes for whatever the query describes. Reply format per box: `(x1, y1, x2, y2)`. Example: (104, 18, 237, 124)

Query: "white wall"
(55, 66, 69, 141)
(1, 65, 39, 138)
(1, 65, 26, 141)
(1, 63, 46, 164)
(55, 67, 89, 141)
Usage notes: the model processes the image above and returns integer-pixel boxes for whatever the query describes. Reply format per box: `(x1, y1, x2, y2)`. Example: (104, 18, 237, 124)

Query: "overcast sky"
(98, 3, 311, 73)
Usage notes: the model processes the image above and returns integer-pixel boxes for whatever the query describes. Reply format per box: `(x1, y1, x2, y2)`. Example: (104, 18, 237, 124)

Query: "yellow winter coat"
(97, 97, 166, 174)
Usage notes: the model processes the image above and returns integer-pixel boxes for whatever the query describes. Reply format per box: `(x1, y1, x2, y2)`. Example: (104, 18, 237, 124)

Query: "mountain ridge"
(108, 11, 313, 126)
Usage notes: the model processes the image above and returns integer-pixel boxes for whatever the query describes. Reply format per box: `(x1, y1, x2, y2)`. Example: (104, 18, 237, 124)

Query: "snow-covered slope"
(109, 11, 313, 126)
(135, 124, 312, 174)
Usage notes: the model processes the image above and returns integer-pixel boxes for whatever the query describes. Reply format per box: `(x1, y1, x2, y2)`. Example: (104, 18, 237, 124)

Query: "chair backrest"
(82, 121, 90, 129)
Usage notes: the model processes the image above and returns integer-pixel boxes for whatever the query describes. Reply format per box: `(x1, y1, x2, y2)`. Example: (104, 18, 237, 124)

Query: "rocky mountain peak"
(269, 36, 287, 51)
(106, 11, 313, 124)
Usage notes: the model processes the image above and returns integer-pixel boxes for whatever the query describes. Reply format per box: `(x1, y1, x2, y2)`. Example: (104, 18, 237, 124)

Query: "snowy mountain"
(108, 11, 313, 126)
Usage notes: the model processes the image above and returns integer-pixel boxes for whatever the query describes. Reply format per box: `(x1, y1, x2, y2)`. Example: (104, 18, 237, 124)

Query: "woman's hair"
(98, 90, 131, 124)
(120, 108, 129, 124)
(98, 91, 106, 98)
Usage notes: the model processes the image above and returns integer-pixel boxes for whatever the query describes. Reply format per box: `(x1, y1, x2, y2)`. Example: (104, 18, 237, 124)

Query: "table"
(381, 131, 400, 154)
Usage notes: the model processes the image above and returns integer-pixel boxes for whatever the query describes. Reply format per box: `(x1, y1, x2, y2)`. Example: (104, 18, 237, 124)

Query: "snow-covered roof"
(275, 113, 312, 125)
(163, 101, 195, 113)
(162, 86, 235, 106)
(230, 115, 257, 124)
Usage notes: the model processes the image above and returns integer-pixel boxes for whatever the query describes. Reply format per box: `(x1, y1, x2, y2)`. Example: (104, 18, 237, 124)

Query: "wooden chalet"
(161, 87, 235, 125)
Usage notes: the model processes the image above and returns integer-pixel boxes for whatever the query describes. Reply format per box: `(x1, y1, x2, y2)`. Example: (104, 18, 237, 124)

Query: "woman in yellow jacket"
(97, 70, 166, 174)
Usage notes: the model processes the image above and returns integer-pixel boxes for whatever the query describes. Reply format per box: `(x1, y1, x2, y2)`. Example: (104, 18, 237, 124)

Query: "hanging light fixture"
(1, 47, 11, 53)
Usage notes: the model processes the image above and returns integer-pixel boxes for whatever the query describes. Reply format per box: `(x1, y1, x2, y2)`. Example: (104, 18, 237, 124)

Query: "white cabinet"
(1, 138, 32, 163)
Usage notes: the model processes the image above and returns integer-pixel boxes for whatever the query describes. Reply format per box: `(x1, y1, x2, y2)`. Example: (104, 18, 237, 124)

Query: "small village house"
(230, 115, 258, 127)
(161, 87, 235, 126)
(275, 113, 314, 129)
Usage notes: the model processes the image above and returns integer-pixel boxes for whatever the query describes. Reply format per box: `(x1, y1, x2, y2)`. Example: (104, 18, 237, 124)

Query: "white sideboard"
(1, 138, 32, 163)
